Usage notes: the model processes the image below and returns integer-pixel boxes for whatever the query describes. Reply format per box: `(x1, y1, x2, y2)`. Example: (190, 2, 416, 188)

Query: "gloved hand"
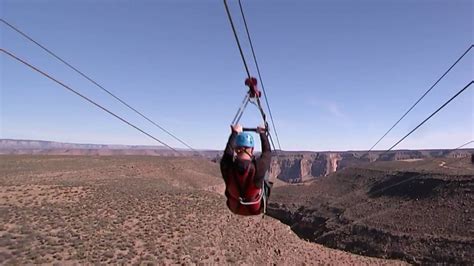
(231, 124, 243, 133)
(257, 124, 267, 134)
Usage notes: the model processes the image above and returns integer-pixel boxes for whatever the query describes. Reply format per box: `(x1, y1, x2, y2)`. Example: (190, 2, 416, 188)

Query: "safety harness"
(226, 159, 267, 215)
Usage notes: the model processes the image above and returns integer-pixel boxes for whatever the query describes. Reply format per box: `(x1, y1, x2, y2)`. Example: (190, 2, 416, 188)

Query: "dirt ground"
(0, 155, 405, 265)
(268, 157, 474, 264)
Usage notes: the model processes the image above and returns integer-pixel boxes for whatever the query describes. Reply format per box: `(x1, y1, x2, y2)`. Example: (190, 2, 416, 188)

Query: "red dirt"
(268, 157, 474, 264)
(0, 155, 405, 264)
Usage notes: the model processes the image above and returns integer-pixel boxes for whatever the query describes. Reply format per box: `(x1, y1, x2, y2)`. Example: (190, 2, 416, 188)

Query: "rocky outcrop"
(269, 152, 364, 182)
(267, 158, 474, 264)
(327, 153, 342, 175)
(270, 150, 473, 182)
(270, 154, 322, 183)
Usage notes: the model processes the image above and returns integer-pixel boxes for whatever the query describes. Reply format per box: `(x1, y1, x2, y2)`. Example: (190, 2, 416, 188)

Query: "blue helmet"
(235, 132, 254, 148)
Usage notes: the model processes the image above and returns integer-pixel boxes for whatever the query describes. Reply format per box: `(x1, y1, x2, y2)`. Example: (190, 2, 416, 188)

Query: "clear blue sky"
(1, 0, 472, 151)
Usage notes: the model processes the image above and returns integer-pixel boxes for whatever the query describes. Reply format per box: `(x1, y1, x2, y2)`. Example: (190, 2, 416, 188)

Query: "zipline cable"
(454, 140, 474, 150)
(369, 45, 473, 152)
(370, 139, 474, 196)
(223, 0, 251, 79)
(1, 48, 183, 155)
(223, 0, 278, 152)
(321, 139, 474, 240)
(339, 139, 474, 203)
(0, 18, 199, 154)
(238, 0, 282, 151)
(384, 80, 473, 153)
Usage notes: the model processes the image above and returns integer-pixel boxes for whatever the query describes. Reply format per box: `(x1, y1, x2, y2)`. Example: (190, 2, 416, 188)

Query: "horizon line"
(1, 138, 473, 153)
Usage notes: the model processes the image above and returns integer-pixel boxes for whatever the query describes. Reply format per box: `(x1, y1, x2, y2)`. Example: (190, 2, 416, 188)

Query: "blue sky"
(1, 0, 472, 151)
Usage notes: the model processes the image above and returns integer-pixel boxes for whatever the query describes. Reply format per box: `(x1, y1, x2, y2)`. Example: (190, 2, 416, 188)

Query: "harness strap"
(262, 184, 267, 216)
(232, 160, 263, 206)
(232, 162, 251, 200)
(239, 187, 263, 205)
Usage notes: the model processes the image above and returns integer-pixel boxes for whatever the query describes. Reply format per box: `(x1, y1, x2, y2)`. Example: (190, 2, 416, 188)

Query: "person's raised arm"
(254, 126, 272, 184)
(220, 124, 242, 170)
(258, 126, 271, 157)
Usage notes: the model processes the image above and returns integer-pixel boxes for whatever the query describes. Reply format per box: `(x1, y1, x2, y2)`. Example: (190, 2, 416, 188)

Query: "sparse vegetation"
(0, 155, 404, 264)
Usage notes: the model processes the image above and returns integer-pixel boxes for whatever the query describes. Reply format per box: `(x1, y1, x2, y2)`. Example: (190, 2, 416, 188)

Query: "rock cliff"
(2, 139, 472, 183)
(270, 150, 473, 182)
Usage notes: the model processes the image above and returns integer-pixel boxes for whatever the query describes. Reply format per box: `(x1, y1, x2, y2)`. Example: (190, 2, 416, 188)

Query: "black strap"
(232, 160, 256, 200)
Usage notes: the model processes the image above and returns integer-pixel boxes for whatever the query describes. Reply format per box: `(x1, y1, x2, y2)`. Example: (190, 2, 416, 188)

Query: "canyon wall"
(2, 139, 473, 183)
(270, 150, 473, 182)
(269, 153, 344, 183)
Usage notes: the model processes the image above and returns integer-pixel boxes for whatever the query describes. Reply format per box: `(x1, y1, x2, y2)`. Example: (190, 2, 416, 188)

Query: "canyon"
(269, 149, 472, 182)
(1, 139, 472, 183)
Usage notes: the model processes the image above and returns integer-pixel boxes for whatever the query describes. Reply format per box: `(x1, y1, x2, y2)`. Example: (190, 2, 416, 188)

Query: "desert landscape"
(268, 157, 474, 264)
(0, 155, 409, 265)
(1, 139, 473, 264)
(2, 0, 471, 264)
(2, 139, 472, 182)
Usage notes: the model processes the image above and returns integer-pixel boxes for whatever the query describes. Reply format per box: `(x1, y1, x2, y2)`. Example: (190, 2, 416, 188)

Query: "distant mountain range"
(0, 139, 171, 150)
(1, 139, 472, 182)
(0, 139, 220, 157)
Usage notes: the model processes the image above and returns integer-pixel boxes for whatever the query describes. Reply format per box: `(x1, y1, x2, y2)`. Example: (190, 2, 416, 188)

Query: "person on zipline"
(220, 123, 273, 215)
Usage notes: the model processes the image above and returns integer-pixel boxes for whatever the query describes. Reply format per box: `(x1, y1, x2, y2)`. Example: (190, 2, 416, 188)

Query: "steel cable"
(1, 48, 183, 155)
(223, 0, 279, 152)
(369, 45, 473, 152)
(384, 80, 473, 153)
(238, 0, 282, 150)
(1, 18, 199, 154)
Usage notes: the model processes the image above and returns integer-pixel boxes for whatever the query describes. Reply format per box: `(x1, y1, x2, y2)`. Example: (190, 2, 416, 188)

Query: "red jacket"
(220, 131, 272, 215)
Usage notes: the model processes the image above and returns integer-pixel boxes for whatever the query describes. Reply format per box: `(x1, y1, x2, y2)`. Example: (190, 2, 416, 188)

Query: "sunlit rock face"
(269, 149, 472, 182)
(269, 153, 340, 182)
